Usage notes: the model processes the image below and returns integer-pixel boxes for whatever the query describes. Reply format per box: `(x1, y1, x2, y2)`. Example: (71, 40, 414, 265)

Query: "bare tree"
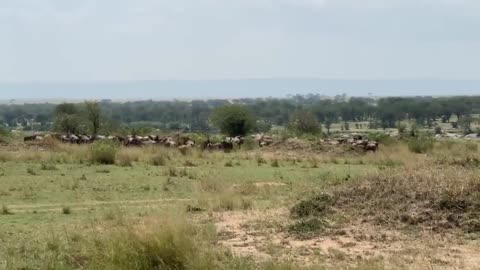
(85, 101, 101, 136)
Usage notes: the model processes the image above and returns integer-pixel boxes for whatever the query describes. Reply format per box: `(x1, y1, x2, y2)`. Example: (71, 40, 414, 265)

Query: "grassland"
(0, 138, 479, 269)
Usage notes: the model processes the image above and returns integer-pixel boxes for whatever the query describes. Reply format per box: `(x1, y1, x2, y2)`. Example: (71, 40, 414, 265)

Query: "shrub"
(288, 110, 321, 135)
(90, 141, 118, 165)
(288, 218, 327, 239)
(291, 193, 334, 218)
(116, 151, 139, 167)
(40, 163, 58, 171)
(408, 135, 434, 154)
(367, 132, 395, 145)
(151, 154, 167, 166)
(27, 168, 38, 175)
(210, 104, 256, 136)
(271, 159, 280, 168)
(62, 206, 72, 215)
(224, 160, 234, 167)
(434, 126, 442, 135)
(397, 123, 407, 134)
(1, 205, 12, 215)
(256, 154, 267, 166)
(184, 160, 196, 167)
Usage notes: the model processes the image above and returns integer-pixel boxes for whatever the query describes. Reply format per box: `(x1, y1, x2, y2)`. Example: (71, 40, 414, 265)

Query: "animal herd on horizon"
(23, 133, 379, 152)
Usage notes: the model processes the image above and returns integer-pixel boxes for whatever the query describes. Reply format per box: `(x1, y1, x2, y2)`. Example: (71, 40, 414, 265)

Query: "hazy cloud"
(1, 0, 480, 82)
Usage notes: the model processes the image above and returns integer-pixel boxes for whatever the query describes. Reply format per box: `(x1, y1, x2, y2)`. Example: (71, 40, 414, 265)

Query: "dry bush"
(291, 167, 480, 235)
(116, 149, 141, 167)
(194, 178, 253, 212)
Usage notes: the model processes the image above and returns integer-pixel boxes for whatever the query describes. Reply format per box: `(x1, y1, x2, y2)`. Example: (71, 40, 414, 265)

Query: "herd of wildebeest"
(23, 132, 381, 152)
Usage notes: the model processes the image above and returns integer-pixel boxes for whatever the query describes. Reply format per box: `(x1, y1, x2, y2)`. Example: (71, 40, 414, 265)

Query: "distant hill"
(0, 79, 479, 102)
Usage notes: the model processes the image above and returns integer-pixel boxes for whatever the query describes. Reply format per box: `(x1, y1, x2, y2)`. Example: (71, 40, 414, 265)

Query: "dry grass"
(291, 167, 480, 236)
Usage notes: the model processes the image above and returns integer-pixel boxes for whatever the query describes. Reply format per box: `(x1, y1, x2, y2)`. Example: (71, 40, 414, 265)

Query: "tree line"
(0, 95, 479, 135)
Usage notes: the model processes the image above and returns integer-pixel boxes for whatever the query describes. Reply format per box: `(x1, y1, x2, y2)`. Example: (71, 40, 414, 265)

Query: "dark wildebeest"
(365, 141, 379, 152)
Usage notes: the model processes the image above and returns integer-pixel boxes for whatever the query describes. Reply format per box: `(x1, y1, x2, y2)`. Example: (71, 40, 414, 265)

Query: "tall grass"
(90, 141, 118, 165)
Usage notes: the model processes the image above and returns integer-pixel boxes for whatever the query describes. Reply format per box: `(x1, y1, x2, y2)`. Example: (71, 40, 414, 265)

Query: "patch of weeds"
(141, 185, 151, 192)
(151, 154, 167, 166)
(27, 168, 37, 175)
(62, 206, 72, 215)
(328, 248, 347, 261)
(1, 205, 12, 215)
(291, 193, 335, 218)
(96, 169, 110, 174)
(90, 141, 118, 164)
(224, 160, 234, 167)
(184, 160, 196, 167)
(288, 218, 327, 239)
(256, 154, 267, 166)
(40, 163, 58, 171)
(186, 205, 205, 213)
(408, 135, 434, 153)
(271, 159, 280, 168)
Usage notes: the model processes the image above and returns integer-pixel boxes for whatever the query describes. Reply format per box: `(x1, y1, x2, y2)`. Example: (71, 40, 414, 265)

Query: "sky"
(1, 0, 480, 98)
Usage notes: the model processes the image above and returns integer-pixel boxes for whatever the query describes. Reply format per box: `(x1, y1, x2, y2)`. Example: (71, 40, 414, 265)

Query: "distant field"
(0, 139, 479, 269)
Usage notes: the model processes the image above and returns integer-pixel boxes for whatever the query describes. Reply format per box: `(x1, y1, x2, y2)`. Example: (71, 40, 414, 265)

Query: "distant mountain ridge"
(0, 79, 479, 101)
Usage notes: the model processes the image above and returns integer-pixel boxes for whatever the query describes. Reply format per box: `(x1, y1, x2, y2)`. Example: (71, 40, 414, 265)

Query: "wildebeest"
(365, 141, 379, 152)
(24, 135, 44, 142)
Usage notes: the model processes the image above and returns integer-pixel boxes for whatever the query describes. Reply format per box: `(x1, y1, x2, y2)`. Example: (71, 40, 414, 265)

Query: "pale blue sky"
(2, 0, 480, 84)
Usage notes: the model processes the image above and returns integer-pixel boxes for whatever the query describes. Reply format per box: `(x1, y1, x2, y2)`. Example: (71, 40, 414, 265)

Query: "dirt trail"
(7, 198, 193, 213)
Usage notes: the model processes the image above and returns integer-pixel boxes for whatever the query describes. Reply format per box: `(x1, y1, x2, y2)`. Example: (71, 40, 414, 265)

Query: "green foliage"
(53, 103, 83, 134)
(1, 205, 12, 215)
(397, 122, 407, 134)
(288, 110, 321, 135)
(88, 219, 218, 270)
(408, 135, 434, 154)
(85, 101, 102, 135)
(210, 105, 255, 136)
(62, 206, 72, 215)
(458, 115, 473, 134)
(90, 141, 118, 164)
(367, 132, 395, 145)
(434, 126, 442, 135)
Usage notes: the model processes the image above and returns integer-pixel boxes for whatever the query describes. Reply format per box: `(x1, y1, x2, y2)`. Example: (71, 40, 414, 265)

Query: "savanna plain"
(0, 136, 479, 270)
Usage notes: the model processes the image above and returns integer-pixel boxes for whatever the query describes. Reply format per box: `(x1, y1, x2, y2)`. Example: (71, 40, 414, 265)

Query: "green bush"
(367, 132, 395, 145)
(288, 110, 321, 135)
(210, 104, 256, 136)
(90, 141, 118, 164)
(408, 135, 434, 154)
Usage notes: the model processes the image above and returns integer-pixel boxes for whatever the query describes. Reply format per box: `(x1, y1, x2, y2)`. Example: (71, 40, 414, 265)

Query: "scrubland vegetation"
(0, 133, 479, 270)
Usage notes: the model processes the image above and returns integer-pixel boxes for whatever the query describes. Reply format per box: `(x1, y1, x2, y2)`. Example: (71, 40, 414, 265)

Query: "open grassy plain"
(0, 138, 479, 269)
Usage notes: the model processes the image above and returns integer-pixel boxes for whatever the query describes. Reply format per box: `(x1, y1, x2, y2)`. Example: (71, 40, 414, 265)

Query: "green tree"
(289, 110, 321, 135)
(85, 101, 101, 135)
(53, 103, 81, 134)
(210, 104, 255, 136)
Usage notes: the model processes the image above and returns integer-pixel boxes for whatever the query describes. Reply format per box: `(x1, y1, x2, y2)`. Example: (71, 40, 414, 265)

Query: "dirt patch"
(214, 209, 480, 269)
(253, 182, 287, 187)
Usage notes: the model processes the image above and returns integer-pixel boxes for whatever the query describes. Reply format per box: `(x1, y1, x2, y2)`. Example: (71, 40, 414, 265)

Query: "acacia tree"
(289, 110, 321, 135)
(210, 104, 255, 136)
(85, 101, 101, 136)
(53, 103, 81, 134)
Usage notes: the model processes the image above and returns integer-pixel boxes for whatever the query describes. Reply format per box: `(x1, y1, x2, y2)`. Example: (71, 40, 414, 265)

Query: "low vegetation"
(1, 132, 479, 269)
(90, 141, 118, 164)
